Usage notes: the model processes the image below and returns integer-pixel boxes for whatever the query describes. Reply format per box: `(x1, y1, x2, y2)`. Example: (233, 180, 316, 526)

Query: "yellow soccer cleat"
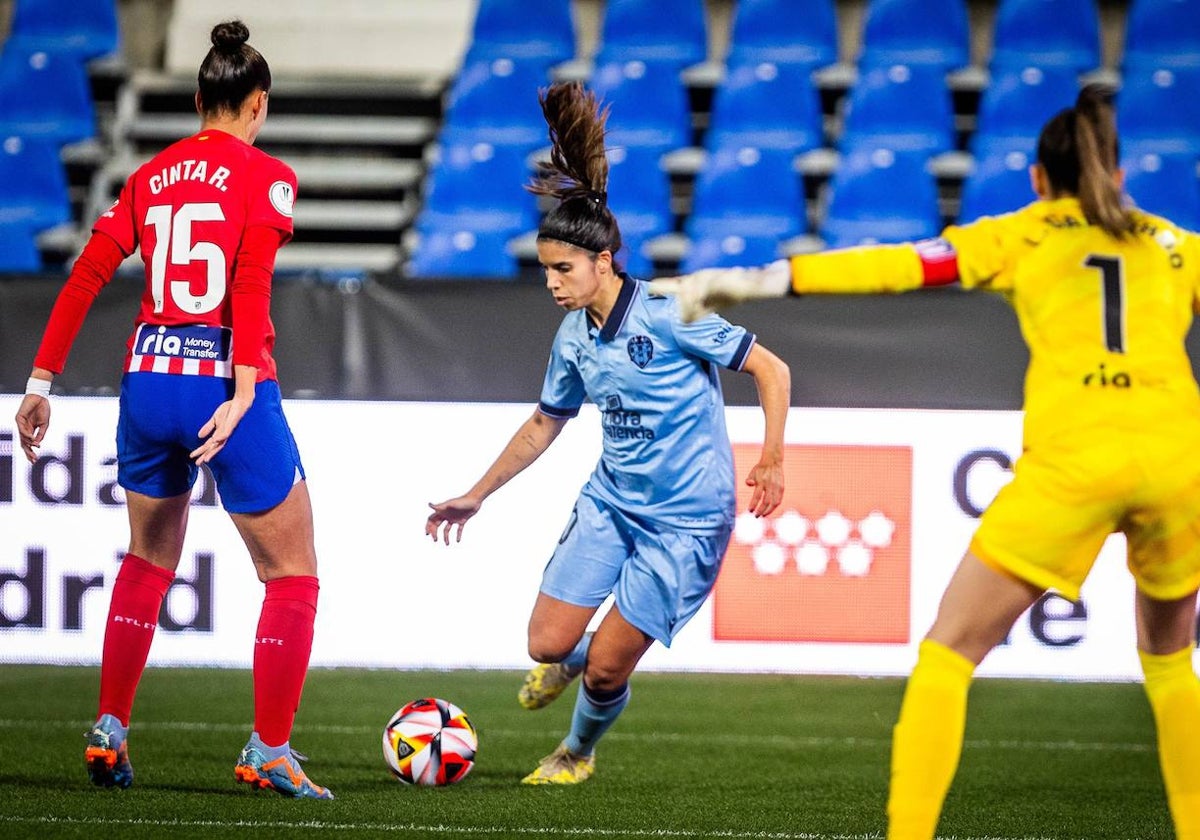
(520, 743, 595, 785)
(518, 661, 582, 710)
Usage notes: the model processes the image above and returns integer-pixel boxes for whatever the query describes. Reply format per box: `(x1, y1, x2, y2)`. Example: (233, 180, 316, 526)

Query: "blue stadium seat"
(606, 146, 673, 277)
(589, 58, 692, 150)
(417, 138, 538, 235)
(0, 218, 41, 271)
(408, 228, 517, 279)
(1122, 152, 1200, 229)
(820, 149, 942, 248)
(596, 0, 707, 65)
(838, 63, 955, 156)
(1123, 0, 1200, 69)
(0, 41, 96, 144)
(0, 135, 70, 231)
(990, 0, 1101, 71)
(726, 0, 838, 70)
(681, 233, 785, 271)
(859, 0, 970, 70)
(1118, 65, 1200, 158)
(467, 0, 575, 64)
(705, 61, 824, 153)
(958, 148, 1035, 222)
(10, 0, 119, 60)
(970, 64, 1078, 157)
(440, 57, 549, 148)
(683, 146, 804, 270)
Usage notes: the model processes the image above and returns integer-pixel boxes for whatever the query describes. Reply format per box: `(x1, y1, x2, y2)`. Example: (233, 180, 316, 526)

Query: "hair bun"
(211, 20, 250, 53)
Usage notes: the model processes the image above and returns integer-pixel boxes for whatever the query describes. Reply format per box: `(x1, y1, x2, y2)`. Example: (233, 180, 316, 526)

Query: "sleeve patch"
(269, 181, 295, 218)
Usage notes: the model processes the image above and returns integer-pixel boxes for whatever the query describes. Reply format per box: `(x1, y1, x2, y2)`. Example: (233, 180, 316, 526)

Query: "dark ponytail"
(528, 82, 623, 262)
(1036, 83, 1134, 239)
(197, 20, 272, 117)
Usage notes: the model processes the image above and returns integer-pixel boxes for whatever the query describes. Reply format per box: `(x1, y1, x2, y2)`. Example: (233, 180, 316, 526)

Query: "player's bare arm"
(739, 344, 790, 518)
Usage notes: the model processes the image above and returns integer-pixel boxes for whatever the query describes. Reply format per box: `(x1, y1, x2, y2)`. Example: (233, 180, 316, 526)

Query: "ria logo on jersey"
(135, 324, 231, 362)
(713, 444, 913, 644)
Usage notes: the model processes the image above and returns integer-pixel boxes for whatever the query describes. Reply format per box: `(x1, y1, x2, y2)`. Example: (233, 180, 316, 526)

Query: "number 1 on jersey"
(1085, 254, 1125, 353)
(144, 203, 228, 315)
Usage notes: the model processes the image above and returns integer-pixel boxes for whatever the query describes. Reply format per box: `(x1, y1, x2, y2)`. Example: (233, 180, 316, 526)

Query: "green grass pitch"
(0, 665, 1175, 839)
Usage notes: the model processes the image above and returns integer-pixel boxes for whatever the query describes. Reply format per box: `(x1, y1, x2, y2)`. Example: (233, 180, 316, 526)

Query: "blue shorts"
(117, 373, 304, 514)
(540, 492, 732, 646)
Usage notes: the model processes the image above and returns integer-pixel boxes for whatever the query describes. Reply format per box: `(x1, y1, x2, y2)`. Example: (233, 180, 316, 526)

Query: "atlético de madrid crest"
(627, 335, 653, 369)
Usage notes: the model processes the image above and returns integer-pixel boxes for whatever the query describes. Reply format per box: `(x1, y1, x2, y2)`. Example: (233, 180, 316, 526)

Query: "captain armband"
(913, 238, 960, 287)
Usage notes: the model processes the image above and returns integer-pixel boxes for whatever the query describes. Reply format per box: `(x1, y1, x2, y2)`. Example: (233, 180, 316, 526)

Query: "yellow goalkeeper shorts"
(970, 427, 1200, 602)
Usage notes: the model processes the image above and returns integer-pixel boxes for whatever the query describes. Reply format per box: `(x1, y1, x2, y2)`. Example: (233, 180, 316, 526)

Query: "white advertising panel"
(0, 396, 1185, 681)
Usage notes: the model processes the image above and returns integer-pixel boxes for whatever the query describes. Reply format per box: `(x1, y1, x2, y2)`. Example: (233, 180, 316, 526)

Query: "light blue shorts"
(540, 492, 732, 646)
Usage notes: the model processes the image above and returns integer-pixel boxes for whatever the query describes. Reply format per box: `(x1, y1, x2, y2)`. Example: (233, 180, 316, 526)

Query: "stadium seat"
(440, 57, 549, 148)
(683, 146, 804, 270)
(0, 218, 42, 271)
(407, 227, 517, 279)
(1117, 65, 1200, 158)
(9, 0, 120, 60)
(990, 0, 1102, 72)
(838, 63, 956, 156)
(589, 58, 692, 150)
(0, 136, 70, 231)
(595, 0, 707, 65)
(681, 233, 785, 271)
(417, 138, 538, 235)
(726, 0, 838, 70)
(858, 0, 970, 70)
(705, 61, 824, 154)
(1122, 152, 1200, 230)
(820, 148, 942, 248)
(970, 64, 1079, 157)
(606, 146, 673, 277)
(1123, 0, 1200, 69)
(0, 41, 96, 144)
(466, 0, 575, 64)
(958, 148, 1035, 222)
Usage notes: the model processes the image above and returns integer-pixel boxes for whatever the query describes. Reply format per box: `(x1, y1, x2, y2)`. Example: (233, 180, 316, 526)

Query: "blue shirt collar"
(598, 272, 638, 343)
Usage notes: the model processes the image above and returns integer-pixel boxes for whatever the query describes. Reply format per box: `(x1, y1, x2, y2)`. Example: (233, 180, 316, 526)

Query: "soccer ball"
(382, 697, 478, 786)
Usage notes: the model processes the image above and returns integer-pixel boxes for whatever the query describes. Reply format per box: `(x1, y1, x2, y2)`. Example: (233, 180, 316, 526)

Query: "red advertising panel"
(714, 444, 913, 643)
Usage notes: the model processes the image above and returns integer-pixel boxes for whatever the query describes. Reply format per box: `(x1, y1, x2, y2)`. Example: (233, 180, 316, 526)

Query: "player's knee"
(582, 659, 627, 692)
(527, 636, 574, 664)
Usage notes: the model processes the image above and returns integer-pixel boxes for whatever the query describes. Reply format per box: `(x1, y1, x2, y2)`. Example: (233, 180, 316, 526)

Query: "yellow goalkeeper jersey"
(791, 197, 1200, 447)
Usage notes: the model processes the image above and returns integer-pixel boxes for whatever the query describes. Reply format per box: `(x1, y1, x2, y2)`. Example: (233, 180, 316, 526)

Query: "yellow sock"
(1139, 647, 1200, 840)
(887, 639, 976, 840)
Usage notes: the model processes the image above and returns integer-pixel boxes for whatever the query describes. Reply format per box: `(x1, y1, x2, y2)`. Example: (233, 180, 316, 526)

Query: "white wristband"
(25, 377, 51, 398)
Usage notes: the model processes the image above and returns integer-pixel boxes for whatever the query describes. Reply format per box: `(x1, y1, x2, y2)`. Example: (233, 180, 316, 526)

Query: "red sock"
(98, 553, 175, 726)
(253, 575, 319, 747)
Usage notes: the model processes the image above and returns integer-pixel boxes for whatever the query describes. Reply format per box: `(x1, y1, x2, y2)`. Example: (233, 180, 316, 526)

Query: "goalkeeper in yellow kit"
(652, 84, 1200, 840)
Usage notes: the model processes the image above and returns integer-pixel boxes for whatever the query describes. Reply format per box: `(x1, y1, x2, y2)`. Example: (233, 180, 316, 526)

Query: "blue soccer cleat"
(234, 732, 333, 800)
(85, 713, 133, 789)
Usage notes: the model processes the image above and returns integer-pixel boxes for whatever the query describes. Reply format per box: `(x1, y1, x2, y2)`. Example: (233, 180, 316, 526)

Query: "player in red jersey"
(13, 21, 331, 800)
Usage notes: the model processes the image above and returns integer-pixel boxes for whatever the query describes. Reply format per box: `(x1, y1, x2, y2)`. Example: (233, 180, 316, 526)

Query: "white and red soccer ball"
(382, 697, 478, 786)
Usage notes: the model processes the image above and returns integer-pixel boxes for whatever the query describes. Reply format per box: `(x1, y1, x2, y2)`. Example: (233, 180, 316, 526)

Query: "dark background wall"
(12, 271, 1200, 408)
(3, 274, 1041, 408)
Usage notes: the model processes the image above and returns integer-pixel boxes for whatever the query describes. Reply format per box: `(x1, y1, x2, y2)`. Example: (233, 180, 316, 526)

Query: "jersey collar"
(598, 272, 637, 343)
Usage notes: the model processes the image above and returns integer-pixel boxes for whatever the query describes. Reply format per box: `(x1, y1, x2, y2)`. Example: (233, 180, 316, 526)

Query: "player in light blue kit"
(425, 82, 791, 784)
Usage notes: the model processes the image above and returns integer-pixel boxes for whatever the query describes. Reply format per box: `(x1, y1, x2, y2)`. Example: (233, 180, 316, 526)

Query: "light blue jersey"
(538, 275, 756, 535)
